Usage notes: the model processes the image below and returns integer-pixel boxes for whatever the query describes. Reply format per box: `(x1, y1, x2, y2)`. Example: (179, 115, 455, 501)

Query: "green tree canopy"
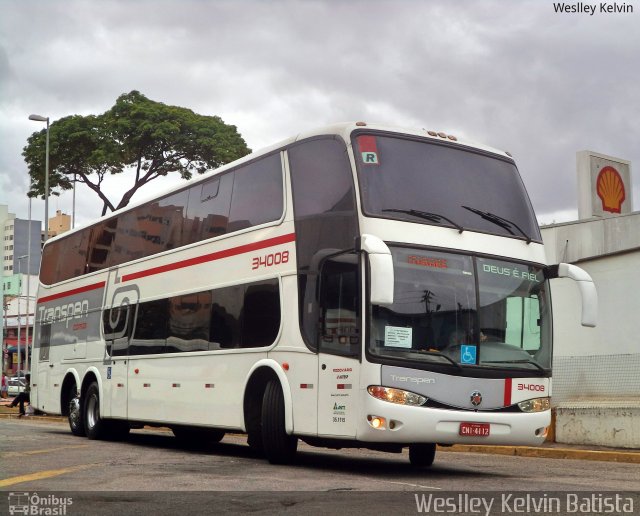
(23, 91, 251, 215)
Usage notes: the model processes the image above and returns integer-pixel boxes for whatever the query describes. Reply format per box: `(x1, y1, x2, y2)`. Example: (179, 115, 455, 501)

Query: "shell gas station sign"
(577, 151, 632, 219)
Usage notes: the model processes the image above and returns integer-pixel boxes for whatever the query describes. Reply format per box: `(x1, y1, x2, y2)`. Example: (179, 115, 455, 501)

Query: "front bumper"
(356, 390, 550, 446)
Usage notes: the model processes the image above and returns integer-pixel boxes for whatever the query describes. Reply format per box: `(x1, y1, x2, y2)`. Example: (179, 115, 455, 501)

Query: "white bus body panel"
(30, 122, 556, 451)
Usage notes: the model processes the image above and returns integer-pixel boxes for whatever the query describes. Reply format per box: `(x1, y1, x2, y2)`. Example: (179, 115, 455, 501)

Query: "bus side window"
(38, 324, 52, 361)
(185, 175, 233, 242)
(166, 291, 211, 353)
(103, 304, 135, 357)
(228, 153, 283, 232)
(209, 284, 243, 349)
(130, 299, 168, 355)
(209, 279, 280, 350)
(240, 280, 281, 348)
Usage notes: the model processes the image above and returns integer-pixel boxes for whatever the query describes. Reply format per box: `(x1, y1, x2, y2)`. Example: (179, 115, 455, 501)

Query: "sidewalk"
(1, 401, 638, 464)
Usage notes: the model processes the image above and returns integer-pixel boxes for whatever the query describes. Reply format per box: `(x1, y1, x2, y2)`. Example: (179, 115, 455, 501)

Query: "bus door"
(102, 284, 139, 419)
(317, 254, 361, 437)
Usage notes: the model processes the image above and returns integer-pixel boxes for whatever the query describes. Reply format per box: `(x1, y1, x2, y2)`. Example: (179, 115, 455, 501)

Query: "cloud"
(1, 0, 638, 228)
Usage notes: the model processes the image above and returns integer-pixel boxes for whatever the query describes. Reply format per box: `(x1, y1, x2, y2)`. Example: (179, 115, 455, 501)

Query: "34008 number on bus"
(252, 251, 289, 270)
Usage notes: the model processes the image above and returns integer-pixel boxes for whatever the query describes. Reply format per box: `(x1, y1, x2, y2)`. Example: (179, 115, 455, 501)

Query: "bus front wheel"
(68, 395, 85, 437)
(261, 380, 297, 464)
(408, 443, 436, 467)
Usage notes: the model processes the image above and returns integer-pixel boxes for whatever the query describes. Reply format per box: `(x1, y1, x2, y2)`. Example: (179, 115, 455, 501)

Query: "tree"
(23, 91, 251, 215)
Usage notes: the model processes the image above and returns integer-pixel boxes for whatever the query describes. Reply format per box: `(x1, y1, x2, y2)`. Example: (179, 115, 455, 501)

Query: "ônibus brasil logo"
(7, 492, 73, 515)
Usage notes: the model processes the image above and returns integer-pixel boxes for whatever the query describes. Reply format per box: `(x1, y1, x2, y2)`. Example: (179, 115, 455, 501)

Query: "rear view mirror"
(358, 234, 394, 305)
(547, 263, 598, 328)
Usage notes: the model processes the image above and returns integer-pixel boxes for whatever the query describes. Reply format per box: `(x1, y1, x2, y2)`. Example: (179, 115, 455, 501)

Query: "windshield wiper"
(461, 206, 531, 244)
(482, 359, 548, 374)
(382, 208, 464, 233)
(416, 350, 465, 372)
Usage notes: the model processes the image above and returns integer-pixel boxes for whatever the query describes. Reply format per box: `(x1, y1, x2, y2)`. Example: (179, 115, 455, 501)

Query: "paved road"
(1, 418, 638, 515)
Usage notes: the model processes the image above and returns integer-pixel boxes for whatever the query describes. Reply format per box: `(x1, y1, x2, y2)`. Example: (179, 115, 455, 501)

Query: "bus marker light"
(356, 121, 367, 126)
(427, 130, 438, 136)
(282, 362, 290, 371)
(447, 135, 458, 141)
(134, 368, 139, 374)
(205, 383, 215, 389)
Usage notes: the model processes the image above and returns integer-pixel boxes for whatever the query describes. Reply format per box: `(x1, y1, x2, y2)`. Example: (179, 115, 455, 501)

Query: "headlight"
(518, 397, 551, 413)
(367, 385, 427, 406)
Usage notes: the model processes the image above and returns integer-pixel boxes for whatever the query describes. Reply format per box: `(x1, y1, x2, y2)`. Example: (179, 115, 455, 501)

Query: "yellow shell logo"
(596, 166, 626, 214)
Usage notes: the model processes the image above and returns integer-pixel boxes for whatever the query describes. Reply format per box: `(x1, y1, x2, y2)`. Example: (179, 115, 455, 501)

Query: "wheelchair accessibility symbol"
(460, 345, 477, 365)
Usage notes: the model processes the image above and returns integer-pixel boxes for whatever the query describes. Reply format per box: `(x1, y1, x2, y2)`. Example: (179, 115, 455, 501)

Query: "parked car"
(7, 379, 25, 397)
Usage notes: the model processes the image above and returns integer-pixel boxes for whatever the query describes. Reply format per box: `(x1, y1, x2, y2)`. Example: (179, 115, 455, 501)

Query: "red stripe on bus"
(504, 378, 512, 406)
(38, 281, 106, 304)
(122, 233, 296, 282)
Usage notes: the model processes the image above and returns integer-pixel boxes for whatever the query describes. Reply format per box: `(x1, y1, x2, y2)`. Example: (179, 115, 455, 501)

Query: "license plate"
(459, 422, 490, 437)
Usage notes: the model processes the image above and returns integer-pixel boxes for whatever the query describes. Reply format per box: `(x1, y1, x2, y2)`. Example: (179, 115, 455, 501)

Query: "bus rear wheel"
(408, 443, 436, 467)
(83, 382, 105, 440)
(261, 380, 297, 464)
(83, 382, 130, 440)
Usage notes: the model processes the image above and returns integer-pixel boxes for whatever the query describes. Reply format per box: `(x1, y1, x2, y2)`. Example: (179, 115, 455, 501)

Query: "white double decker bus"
(30, 122, 597, 466)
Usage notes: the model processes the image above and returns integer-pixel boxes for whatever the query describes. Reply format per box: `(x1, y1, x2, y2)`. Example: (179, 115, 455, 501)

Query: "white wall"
(542, 215, 640, 448)
(551, 253, 640, 357)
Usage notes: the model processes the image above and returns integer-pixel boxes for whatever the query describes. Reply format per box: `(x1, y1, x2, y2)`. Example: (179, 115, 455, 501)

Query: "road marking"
(4, 444, 90, 458)
(385, 480, 442, 490)
(0, 464, 93, 487)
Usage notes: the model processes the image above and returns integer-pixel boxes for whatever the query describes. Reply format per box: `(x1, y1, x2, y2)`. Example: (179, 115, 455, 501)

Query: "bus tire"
(83, 382, 106, 440)
(408, 443, 436, 467)
(261, 380, 297, 464)
(68, 395, 86, 437)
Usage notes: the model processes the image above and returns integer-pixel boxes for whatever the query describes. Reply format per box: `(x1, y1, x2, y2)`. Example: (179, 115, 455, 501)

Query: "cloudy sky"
(1, 0, 638, 229)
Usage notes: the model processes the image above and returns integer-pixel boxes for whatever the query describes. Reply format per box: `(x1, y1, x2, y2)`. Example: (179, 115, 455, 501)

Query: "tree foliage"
(23, 91, 251, 215)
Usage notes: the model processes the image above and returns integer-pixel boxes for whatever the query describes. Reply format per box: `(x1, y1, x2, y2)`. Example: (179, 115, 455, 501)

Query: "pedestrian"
(1, 371, 7, 399)
(9, 373, 30, 416)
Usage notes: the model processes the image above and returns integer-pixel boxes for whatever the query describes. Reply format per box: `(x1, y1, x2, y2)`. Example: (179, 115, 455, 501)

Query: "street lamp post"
(17, 255, 28, 375)
(28, 114, 50, 241)
(26, 198, 32, 372)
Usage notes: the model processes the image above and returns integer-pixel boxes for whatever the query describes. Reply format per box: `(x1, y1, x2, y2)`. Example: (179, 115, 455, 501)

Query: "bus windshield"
(353, 133, 541, 242)
(369, 247, 552, 373)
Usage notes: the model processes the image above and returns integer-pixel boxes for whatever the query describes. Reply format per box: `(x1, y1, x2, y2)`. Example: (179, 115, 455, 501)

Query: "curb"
(0, 413, 65, 423)
(439, 444, 640, 464)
